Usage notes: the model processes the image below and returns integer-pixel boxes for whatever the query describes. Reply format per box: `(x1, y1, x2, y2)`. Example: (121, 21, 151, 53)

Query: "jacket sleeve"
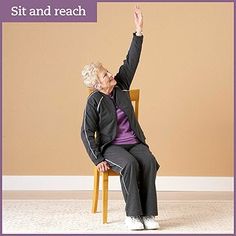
(81, 99, 105, 166)
(114, 32, 144, 90)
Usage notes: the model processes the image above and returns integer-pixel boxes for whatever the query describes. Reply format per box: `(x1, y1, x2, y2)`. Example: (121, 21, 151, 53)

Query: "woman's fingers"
(101, 164, 105, 172)
(135, 5, 140, 12)
(97, 161, 110, 172)
(105, 163, 110, 171)
(97, 162, 103, 172)
(134, 5, 141, 15)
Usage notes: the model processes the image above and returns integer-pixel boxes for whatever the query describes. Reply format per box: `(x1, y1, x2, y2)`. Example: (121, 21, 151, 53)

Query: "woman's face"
(97, 65, 117, 91)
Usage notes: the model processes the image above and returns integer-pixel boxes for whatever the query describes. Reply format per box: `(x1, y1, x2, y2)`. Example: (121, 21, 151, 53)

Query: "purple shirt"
(109, 93, 139, 145)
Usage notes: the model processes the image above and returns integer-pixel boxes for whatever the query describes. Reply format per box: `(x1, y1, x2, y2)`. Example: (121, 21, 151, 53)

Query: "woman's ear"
(94, 83, 102, 90)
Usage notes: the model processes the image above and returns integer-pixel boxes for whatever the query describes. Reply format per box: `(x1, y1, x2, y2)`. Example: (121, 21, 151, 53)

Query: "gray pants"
(103, 142, 160, 217)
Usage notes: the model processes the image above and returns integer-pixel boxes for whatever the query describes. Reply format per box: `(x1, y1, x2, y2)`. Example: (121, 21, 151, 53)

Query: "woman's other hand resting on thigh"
(97, 161, 110, 172)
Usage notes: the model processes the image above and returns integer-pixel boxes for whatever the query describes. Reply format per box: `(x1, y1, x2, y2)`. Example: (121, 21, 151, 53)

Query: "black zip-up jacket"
(81, 33, 148, 166)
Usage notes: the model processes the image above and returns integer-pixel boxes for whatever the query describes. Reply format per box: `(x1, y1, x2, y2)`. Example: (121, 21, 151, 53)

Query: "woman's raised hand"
(134, 5, 143, 34)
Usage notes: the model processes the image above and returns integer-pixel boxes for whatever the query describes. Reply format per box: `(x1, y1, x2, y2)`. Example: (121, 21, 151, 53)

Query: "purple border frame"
(0, 0, 234, 235)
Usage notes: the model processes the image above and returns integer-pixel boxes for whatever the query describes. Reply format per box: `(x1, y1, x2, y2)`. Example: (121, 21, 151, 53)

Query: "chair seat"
(104, 169, 119, 176)
(96, 167, 119, 176)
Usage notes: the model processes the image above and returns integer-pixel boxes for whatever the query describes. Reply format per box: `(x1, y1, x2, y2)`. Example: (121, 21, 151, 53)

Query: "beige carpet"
(3, 199, 234, 234)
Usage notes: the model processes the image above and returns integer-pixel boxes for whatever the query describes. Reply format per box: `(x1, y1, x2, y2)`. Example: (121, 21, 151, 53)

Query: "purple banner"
(0, 0, 234, 22)
(0, 0, 97, 22)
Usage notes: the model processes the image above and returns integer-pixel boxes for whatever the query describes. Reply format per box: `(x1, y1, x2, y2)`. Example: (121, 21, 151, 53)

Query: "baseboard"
(3, 190, 234, 200)
(2, 176, 233, 191)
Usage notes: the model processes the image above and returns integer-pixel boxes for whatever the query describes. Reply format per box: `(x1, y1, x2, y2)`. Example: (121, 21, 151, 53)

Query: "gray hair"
(81, 62, 102, 89)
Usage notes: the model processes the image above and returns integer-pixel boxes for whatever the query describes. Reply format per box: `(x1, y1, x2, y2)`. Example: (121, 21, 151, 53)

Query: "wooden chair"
(88, 88, 140, 223)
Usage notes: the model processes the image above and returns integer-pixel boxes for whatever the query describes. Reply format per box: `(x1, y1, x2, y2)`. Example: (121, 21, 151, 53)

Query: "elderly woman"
(81, 6, 160, 230)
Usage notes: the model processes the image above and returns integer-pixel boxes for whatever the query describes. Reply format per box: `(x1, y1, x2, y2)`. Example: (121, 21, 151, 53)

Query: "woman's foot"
(141, 216, 160, 230)
(125, 216, 144, 230)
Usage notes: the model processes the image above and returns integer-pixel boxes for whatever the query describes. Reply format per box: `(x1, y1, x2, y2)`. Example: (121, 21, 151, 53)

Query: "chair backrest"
(88, 88, 140, 120)
(129, 89, 140, 120)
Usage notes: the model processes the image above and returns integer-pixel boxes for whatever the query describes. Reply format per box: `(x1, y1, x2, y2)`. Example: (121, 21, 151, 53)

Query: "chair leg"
(102, 171, 109, 224)
(92, 167, 100, 213)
